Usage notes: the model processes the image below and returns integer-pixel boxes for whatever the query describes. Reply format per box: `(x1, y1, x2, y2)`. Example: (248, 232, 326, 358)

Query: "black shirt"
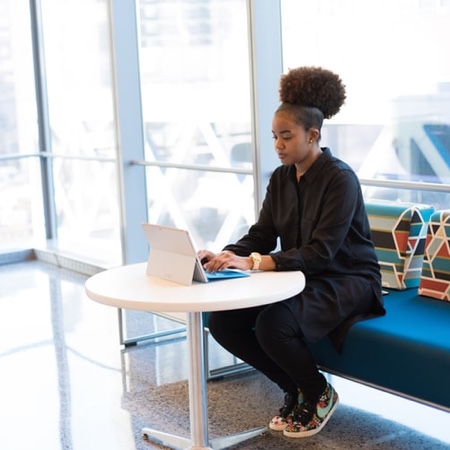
(224, 148, 385, 349)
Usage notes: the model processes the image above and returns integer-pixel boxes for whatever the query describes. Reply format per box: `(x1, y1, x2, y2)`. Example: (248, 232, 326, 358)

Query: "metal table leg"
(142, 312, 266, 449)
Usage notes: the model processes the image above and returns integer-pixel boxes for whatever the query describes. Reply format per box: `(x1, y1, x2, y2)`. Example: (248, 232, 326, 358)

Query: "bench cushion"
(419, 210, 450, 302)
(366, 201, 435, 289)
(308, 288, 450, 410)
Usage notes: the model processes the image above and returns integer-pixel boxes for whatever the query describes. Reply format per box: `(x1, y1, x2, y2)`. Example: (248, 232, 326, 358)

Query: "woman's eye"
(272, 134, 292, 141)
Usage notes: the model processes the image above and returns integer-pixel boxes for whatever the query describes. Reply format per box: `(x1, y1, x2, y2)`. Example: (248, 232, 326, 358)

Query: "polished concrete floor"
(1, 259, 449, 450)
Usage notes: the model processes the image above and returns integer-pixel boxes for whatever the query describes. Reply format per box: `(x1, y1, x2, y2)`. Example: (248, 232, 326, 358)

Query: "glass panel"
(53, 158, 121, 264)
(0, 0, 45, 250)
(0, 158, 45, 249)
(281, 0, 450, 209)
(146, 167, 254, 250)
(41, 0, 116, 159)
(139, 0, 255, 243)
(40, 0, 121, 264)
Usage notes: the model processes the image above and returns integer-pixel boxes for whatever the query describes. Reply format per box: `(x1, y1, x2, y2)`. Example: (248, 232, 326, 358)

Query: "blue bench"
(309, 204, 450, 412)
(308, 287, 450, 411)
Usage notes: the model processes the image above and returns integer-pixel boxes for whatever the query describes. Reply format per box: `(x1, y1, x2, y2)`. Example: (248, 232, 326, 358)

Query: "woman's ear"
(309, 128, 320, 143)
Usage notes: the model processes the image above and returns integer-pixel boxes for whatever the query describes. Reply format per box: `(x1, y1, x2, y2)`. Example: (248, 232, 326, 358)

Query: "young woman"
(198, 66, 385, 438)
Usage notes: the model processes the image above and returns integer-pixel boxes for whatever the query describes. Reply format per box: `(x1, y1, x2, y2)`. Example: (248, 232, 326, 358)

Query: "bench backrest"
(365, 200, 435, 290)
(419, 209, 450, 302)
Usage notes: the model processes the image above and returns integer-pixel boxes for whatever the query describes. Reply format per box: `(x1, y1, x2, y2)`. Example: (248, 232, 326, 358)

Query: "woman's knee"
(207, 311, 229, 339)
(207, 309, 254, 340)
(255, 303, 299, 348)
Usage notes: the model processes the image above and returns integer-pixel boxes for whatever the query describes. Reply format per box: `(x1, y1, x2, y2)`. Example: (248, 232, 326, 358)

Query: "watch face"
(250, 253, 261, 270)
(251, 252, 261, 261)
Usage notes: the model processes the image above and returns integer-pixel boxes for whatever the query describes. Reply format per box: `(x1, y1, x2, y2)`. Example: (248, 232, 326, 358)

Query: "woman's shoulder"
(322, 148, 358, 177)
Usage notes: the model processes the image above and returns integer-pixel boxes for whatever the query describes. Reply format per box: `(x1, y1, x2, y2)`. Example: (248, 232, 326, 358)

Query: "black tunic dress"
(224, 148, 386, 351)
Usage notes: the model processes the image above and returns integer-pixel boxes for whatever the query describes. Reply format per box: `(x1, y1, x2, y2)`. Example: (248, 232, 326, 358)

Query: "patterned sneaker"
(283, 383, 339, 438)
(269, 389, 303, 431)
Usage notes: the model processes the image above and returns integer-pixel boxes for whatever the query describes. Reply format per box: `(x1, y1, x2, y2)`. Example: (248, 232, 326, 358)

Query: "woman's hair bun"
(279, 66, 346, 119)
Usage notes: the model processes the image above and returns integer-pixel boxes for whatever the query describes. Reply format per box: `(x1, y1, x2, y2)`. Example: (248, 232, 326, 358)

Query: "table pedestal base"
(142, 425, 267, 450)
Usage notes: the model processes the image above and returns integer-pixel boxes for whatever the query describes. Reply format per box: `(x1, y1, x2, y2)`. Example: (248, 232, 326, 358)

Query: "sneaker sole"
(269, 416, 291, 431)
(269, 424, 288, 431)
(283, 395, 339, 438)
(269, 422, 288, 431)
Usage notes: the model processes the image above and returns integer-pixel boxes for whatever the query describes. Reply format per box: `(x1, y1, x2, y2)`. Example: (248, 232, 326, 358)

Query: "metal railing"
(2, 152, 448, 192)
(359, 178, 450, 193)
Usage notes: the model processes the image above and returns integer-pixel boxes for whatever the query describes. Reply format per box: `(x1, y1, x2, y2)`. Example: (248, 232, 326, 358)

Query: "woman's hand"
(197, 249, 217, 265)
(197, 250, 252, 273)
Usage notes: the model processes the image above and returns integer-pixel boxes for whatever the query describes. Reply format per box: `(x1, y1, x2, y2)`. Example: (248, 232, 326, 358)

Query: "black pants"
(208, 301, 327, 401)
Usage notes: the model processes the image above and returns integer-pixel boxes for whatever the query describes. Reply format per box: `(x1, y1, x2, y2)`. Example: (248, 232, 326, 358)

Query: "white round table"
(85, 263, 305, 450)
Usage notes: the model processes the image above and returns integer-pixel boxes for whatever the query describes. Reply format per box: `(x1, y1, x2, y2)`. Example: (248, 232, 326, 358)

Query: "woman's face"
(272, 111, 319, 168)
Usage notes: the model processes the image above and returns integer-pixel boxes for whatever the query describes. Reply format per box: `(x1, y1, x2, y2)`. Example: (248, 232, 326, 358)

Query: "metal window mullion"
(29, 0, 57, 240)
(109, 0, 148, 264)
(247, 0, 283, 214)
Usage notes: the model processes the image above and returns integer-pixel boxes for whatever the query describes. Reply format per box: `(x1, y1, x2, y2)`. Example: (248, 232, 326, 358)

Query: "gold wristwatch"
(250, 252, 262, 271)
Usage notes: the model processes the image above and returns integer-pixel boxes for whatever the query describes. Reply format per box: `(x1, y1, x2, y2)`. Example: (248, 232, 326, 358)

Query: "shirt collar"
(302, 147, 331, 182)
(289, 147, 332, 182)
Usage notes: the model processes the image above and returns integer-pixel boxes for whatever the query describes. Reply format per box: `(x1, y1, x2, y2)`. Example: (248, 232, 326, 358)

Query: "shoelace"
(292, 400, 316, 425)
(279, 391, 298, 418)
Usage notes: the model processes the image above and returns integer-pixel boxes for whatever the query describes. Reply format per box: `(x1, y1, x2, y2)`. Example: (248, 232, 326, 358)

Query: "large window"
(281, 0, 450, 208)
(0, 0, 121, 264)
(0, 1, 44, 249)
(138, 0, 254, 250)
(2, 0, 449, 263)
